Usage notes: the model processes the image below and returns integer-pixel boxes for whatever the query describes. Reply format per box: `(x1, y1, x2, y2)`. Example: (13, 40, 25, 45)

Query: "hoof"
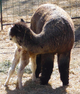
(63, 81, 69, 86)
(16, 82, 22, 89)
(4, 84, 8, 87)
(4, 82, 8, 87)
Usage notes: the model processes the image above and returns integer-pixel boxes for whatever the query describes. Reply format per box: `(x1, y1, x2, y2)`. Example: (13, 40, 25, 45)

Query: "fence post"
(0, 0, 3, 30)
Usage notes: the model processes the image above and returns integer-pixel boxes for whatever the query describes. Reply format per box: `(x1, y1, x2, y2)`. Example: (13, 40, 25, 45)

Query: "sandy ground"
(0, 0, 80, 94)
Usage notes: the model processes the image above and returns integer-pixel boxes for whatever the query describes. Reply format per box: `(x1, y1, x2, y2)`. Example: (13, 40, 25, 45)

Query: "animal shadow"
(74, 26, 80, 48)
(75, 27, 80, 42)
(5, 79, 68, 94)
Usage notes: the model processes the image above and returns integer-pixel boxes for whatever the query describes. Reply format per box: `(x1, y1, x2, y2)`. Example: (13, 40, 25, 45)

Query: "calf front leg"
(17, 50, 29, 89)
(4, 47, 21, 86)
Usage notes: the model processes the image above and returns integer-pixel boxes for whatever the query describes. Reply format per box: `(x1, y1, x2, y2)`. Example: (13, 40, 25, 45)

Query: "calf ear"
(21, 19, 25, 23)
(15, 24, 19, 29)
(15, 24, 21, 32)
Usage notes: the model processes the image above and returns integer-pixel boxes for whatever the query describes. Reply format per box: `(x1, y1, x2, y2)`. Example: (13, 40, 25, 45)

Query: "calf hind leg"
(57, 51, 71, 86)
(17, 50, 29, 89)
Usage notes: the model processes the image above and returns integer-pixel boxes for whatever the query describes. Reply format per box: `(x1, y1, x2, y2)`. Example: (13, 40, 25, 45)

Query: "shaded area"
(75, 27, 80, 42)
(5, 79, 67, 94)
(74, 26, 80, 48)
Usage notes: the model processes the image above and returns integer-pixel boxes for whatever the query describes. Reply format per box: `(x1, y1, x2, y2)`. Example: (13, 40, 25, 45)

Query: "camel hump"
(31, 4, 74, 34)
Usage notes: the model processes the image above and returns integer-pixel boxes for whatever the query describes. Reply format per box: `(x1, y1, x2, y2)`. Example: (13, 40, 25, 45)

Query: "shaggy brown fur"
(30, 4, 74, 85)
(5, 4, 74, 89)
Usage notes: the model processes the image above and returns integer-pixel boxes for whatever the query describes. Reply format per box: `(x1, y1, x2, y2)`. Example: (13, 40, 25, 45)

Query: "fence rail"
(1, 0, 80, 30)
(0, 0, 3, 30)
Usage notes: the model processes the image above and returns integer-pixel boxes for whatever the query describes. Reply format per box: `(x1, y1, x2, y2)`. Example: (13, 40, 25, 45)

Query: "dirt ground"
(0, 0, 80, 94)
